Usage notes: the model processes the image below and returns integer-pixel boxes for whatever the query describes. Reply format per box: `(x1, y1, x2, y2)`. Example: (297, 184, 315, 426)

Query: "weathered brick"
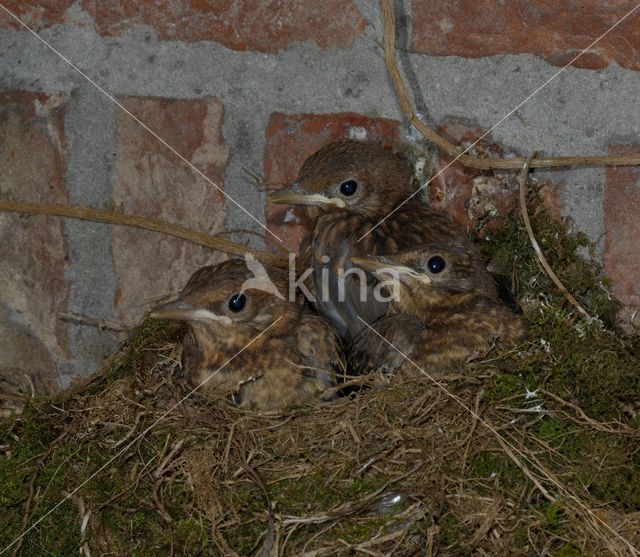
(0, 92, 71, 393)
(0, 0, 75, 30)
(429, 118, 521, 234)
(605, 146, 640, 323)
(540, 182, 566, 222)
(81, 0, 367, 52)
(113, 97, 229, 323)
(430, 119, 568, 231)
(411, 1, 640, 71)
(264, 113, 401, 253)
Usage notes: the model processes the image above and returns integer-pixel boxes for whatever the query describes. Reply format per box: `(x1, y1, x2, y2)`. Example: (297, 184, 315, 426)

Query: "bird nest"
(2, 191, 640, 556)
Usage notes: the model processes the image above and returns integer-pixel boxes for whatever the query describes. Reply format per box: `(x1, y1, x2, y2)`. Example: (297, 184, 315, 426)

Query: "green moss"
(478, 194, 620, 326)
(228, 474, 393, 551)
(477, 200, 639, 420)
(553, 542, 585, 557)
(270, 472, 385, 513)
(544, 499, 564, 530)
(512, 524, 529, 548)
(561, 432, 640, 512)
(534, 417, 567, 441)
(438, 513, 462, 546)
(332, 517, 390, 544)
(484, 304, 640, 420)
(0, 319, 183, 556)
(173, 519, 209, 551)
(486, 372, 527, 399)
(221, 483, 268, 554)
(1, 193, 638, 555)
(471, 452, 523, 490)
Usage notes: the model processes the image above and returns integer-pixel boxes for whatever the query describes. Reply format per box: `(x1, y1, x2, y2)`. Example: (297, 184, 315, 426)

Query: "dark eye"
(427, 256, 446, 274)
(228, 293, 246, 312)
(339, 179, 358, 196)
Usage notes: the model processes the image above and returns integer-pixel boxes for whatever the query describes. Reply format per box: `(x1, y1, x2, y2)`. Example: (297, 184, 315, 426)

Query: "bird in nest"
(268, 139, 473, 341)
(151, 258, 345, 409)
(348, 242, 526, 377)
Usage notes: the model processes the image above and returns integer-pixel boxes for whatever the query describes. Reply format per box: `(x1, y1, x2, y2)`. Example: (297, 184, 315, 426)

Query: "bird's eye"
(339, 179, 358, 196)
(427, 256, 446, 274)
(228, 293, 246, 312)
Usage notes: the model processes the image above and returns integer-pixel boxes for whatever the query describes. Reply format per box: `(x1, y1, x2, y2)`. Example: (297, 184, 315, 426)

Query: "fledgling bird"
(349, 243, 526, 376)
(268, 139, 471, 340)
(150, 259, 344, 409)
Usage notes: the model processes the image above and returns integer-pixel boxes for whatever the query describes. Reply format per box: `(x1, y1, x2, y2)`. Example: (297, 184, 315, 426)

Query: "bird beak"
(150, 299, 196, 321)
(351, 257, 432, 285)
(150, 300, 232, 325)
(268, 183, 346, 208)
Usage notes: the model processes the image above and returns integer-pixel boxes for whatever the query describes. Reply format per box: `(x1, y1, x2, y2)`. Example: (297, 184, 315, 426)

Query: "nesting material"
(1, 193, 639, 556)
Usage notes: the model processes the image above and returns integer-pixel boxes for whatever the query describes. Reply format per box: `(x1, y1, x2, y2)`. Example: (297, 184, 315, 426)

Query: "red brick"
(0, 92, 71, 392)
(264, 113, 401, 253)
(112, 97, 229, 323)
(0, 0, 75, 30)
(430, 119, 567, 233)
(429, 118, 521, 234)
(540, 182, 566, 222)
(605, 146, 640, 323)
(81, 0, 367, 52)
(411, 1, 640, 71)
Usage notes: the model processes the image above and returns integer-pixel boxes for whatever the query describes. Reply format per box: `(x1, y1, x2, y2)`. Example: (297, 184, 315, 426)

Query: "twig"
(112, 412, 147, 448)
(151, 484, 173, 524)
(380, 0, 640, 170)
(220, 228, 289, 255)
(154, 439, 185, 480)
(461, 388, 484, 471)
(12, 473, 38, 557)
(0, 199, 288, 268)
(11, 428, 69, 557)
(517, 155, 592, 320)
(151, 438, 185, 524)
(462, 497, 502, 548)
(539, 388, 638, 436)
(239, 440, 278, 557)
(59, 312, 130, 333)
(494, 435, 554, 502)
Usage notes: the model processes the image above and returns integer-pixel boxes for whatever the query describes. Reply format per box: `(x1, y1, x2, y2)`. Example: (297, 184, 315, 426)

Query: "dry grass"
(2, 196, 639, 556)
(1, 317, 639, 556)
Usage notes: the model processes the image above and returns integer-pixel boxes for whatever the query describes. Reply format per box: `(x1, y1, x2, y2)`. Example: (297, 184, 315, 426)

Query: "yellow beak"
(150, 299, 196, 321)
(351, 257, 432, 284)
(268, 183, 345, 208)
(150, 300, 232, 324)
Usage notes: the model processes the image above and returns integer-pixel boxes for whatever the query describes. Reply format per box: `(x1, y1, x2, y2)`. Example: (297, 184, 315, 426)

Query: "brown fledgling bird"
(268, 139, 471, 340)
(348, 242, 526, 376)
(150, 259, 344, 409)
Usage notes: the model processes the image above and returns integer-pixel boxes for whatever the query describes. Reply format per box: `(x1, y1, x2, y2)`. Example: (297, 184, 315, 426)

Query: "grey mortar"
(0, 1, 639, 378)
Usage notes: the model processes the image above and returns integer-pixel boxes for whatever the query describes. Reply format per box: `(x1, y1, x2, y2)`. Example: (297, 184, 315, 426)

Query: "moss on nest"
(1, 191, 639, 556)
(475, 187, 639, 422)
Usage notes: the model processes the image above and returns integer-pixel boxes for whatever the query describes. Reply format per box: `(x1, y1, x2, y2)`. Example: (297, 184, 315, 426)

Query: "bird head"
(150, 259, 295, 350)
(268, 139, 415, 220)
(352, 243, 498, 313)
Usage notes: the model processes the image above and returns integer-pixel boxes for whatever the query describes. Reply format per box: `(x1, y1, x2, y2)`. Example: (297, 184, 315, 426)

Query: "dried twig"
(539, 388, 638, 436)
(494, 434, 554, 503)
(0, 199, 288, 268)
(462, 497, 503, 548)
(518, 155, 592, 320)
(10, 427, 70, 557)
(380, 0, 640, 170)
(59, 312, 130, 333)
(12, 472, 39, 557)
(151, 438, 185, 524)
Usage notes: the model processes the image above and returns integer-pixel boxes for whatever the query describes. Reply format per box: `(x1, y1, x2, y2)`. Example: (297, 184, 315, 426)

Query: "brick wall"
(1, 1, 639, 387)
